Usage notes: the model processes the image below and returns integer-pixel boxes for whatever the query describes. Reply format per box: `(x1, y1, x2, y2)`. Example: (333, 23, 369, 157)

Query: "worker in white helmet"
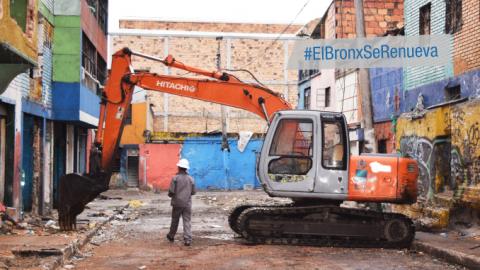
(166, 158, 196, 246)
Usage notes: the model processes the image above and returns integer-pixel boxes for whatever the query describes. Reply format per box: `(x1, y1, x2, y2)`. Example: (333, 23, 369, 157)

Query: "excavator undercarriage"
(229, 204, 415, 248)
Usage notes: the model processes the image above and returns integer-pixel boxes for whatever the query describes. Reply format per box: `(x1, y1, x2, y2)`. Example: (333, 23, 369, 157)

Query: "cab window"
(268, 119, 313, 175)
(322, 120, 346, 170)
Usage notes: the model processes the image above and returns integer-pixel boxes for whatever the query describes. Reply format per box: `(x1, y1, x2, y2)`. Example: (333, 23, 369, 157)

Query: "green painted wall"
(10, 0, 28, 32)
(52, 15, 81, 83)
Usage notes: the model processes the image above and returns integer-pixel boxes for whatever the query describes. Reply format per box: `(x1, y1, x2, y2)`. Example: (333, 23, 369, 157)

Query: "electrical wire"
(242, 0, 311, 68)
(223, 69, 266, 87)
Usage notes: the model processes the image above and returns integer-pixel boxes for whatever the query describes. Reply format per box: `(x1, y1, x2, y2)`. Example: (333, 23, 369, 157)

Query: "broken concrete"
(413, 232, 480, 270)
(0, 191, 129, 269)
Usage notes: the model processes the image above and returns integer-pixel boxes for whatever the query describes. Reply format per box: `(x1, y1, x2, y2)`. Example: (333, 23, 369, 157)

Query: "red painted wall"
(139, 144, 182, 191)
(374, 121, 395, 153)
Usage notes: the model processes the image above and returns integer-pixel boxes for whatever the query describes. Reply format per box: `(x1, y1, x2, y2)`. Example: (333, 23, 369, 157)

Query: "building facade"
(393, 0, 480, 229)
(298, 0, 405, 154)
(0, 0, 106, 219)
(111, 20, 301, 190)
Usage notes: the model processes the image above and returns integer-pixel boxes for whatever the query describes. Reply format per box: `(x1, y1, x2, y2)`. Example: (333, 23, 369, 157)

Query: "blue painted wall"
(22, 98, 53, 118)
(180, 136, 263, 190)
(52, 82, 100, 125)
(402, 68, 480, 111)
(370, 67, 480, 119)
(297, 80, 311, 109)
(369, 68, 404, 122)
(22, 114, 34, 211)
(79, 83, 100, 117)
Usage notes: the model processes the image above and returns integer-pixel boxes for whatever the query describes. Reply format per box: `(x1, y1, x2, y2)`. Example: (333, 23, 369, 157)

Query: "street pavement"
(65, 190, 469, 270)
(1, 189, 477, 270)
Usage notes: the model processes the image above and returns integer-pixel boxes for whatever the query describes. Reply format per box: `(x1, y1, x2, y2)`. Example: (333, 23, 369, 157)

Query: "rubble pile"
(197, 191, 292, 211)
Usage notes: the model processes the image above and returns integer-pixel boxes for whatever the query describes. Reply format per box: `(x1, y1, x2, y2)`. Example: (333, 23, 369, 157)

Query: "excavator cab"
(258, 110, 350, 200)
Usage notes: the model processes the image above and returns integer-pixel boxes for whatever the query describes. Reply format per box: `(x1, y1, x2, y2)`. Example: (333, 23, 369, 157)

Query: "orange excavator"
(59, 48, 418, 248)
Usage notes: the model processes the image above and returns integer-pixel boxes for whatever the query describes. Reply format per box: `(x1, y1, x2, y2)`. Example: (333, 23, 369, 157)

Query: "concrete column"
(283, 40, 289, 100)
(13, 90, 23, 217)
(163, 37, 169, 132)
(42, 120, 53, 214)
(0, 114, 5, 202)
(31, 119, 41, 215)
(66, 124, 74, 174)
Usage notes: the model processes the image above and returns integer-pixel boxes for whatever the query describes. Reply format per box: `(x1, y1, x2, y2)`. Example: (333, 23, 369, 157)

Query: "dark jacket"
(168, 172, 196, 207)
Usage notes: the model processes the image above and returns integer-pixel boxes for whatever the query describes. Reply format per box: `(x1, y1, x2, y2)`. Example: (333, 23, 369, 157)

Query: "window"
(445, 85, 461, 101)
(378, 139, 388, 153)
(10, 0, 27, 32)
(325, 87, 331, 107)
(298, 70, 319, 81)
(445, 0, 462, 34)
(125, 104, 132, 125)
(419, 3, 431, 35)
(87, 0, 108, 34)
(82, 33, 107, 94)
(322, 120, 346, 170)
(304, 87, 311, 109)
(270, 119, 313, 157)
(268, 119, 314, 175)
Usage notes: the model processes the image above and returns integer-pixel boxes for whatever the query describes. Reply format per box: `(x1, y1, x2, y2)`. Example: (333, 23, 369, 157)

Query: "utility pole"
(354, 0, 377, 153)
(216, 36, 229, 151)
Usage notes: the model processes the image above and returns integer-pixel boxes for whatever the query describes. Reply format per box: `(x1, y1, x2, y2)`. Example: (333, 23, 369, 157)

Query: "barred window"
(419, 3, 431, 35)
(445, 0, 463, 34)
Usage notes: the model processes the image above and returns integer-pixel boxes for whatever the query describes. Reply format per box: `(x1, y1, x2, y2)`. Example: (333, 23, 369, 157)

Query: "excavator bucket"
(58, 173, 107, 230)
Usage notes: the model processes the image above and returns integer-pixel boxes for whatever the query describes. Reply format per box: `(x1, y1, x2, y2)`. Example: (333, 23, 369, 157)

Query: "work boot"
(166, 235, 174, 243)
(184, 241, 191, 246)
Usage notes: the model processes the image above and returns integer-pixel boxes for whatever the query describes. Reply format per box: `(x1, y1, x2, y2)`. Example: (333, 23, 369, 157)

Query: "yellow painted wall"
(0, 0, 38, 62)
(395, 99, 480, 229)
(120, 102, 148, 145)
(450, 100, 480, 207)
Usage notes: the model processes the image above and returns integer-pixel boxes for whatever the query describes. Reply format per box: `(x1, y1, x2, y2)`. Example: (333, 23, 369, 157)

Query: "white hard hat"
(176, 158, 190, 169)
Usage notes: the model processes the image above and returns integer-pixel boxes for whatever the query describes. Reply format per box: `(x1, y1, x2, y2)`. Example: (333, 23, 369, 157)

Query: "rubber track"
(235, 205, 415, 249)
(228, 203, 293, 235)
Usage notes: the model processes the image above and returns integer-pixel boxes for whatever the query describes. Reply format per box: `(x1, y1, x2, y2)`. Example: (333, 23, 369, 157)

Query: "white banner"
(288, 35, 452, 69)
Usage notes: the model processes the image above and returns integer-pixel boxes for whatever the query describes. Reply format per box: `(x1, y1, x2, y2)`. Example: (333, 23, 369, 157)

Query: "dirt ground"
(61, 190, 464, 270)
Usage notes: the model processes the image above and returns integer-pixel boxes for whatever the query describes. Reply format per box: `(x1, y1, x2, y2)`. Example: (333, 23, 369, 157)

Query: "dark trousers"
(167, 206, 192, 242)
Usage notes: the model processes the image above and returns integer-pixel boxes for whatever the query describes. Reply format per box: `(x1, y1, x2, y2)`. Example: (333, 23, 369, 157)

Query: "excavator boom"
(58, 48, 290, 230)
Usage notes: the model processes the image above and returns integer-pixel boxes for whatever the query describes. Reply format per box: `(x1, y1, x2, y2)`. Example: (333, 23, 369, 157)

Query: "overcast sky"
(109, 0, 330, 32)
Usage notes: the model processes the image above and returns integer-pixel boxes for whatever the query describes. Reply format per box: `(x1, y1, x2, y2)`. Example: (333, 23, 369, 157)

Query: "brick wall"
(334, 0, 404, 38)
(112, 21, 300, 135)
(119, 20, 300, 34)
(453, 0, 480, 75)
(328, 0, 404, 127)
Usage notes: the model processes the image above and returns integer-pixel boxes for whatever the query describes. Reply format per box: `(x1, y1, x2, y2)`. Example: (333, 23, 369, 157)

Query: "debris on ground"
(128, 200, 144, 208)
(45, 220, 60, 230)
(98, 194, 123, 200)
(197, 192, 291, 211)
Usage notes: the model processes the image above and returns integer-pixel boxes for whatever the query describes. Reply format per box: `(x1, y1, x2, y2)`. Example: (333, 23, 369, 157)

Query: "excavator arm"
(58, 48, 291, 230)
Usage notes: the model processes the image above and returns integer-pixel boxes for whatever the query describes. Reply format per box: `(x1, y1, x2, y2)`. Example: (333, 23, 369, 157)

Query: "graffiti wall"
(396, 99, 480, 228)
